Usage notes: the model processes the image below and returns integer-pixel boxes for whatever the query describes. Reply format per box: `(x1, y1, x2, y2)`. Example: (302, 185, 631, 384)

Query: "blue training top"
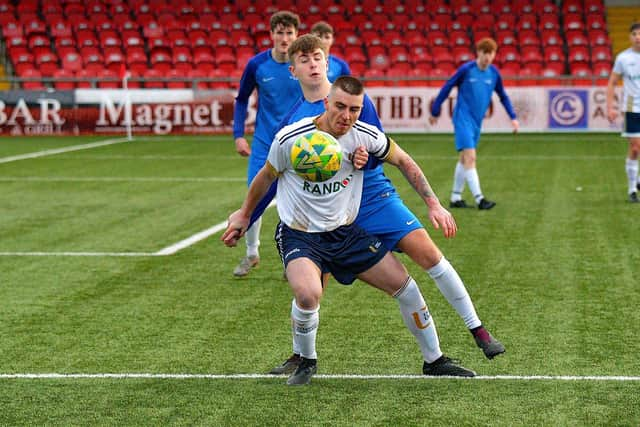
(430, 61, 516, 127)
(233, 50, 303, 151)
(327, 54, 351, 83)
(249, 93, 395, 226)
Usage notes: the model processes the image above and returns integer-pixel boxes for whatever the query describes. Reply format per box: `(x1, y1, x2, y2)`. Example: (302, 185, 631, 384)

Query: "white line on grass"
(0, 176, 245, 182)
(0, 252, 157, 257)
(0, 202, 275, 257)
(0, 137, 131, 164)
(1, 373, 638, 381)
(155, 201, 276, 255)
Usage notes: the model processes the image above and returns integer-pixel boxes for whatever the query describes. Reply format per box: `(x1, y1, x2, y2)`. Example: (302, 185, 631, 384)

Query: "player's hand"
(235, 137, 251, 157)
(511, 119, 519, 134)
(428, 203, 457, 238)
(351, 146, 369, 169)
(221, 209, 249, 247)
(428, 116, 438, 126)
(607, 109, 618, 123)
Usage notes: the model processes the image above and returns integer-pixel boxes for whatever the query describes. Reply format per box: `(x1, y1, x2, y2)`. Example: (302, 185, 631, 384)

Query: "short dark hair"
(270, 11, 300, 32)
(631, 22, 640, 32)
(310, 21, 334, 36)
(332, 76, 364, 96)
(288, 34, 326, 64)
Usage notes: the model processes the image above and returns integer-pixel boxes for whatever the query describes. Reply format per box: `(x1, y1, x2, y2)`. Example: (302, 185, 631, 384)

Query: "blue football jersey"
(430, 61, 516, 127)
(233, 50, 303, 153)
(327, 54, 351, 83)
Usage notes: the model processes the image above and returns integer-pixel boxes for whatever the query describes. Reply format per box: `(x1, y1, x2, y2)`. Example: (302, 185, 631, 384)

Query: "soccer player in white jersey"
(607, 22, 640, 203)
(222, 76, 475, 385)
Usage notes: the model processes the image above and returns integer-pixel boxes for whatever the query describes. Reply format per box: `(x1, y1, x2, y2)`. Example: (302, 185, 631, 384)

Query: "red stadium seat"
(143, 69, 165, 88)
(97, 69, 119, 89)
(53, 68, 76, 90)
(13, 52, 35, 76)
(35, 52, 59, 77)
(21, 68, 46, 90)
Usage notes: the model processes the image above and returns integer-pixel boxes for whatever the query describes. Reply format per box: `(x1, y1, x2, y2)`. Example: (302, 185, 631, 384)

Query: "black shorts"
(275, 221, 388, 285)
(623, 112, 640, 137)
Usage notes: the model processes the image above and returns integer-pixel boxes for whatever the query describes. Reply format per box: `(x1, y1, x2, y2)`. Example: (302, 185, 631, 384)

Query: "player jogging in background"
(231, 11, 302, 276)
(310, 21, 351, 83)
(606, 22, 640, 203)
(429, 37, 519, 210)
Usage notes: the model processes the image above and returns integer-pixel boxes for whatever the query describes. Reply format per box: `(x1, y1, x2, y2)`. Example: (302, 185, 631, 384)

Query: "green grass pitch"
(0, 133, 638, 426)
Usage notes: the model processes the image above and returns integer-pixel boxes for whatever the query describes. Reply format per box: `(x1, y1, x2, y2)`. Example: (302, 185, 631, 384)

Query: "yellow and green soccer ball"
(291, 131, 342, 182)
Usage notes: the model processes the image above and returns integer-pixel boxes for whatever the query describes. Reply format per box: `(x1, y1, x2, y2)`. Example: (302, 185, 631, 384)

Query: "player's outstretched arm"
(221, 165, 278, 247)
(385, 142, 457, 238)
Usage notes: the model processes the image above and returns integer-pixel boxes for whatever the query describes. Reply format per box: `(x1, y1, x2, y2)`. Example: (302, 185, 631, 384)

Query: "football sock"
(291, 301, 319, 360)
(451, 161, 466, 202)
(394, 277, 442, 363)
(245, 217, 261, 258)
(290, 299, 301, 355)
(427, 257, 481, 330)
(625, 158, 638, 194)
(464, 167, 484, 204)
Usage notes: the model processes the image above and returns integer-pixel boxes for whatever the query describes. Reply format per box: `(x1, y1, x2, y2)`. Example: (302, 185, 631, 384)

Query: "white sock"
(394, 277, 442, 363)
(290, 299, 301, 355)
(291, 300, 319, 359)
(451, 161, 466, 202)
(625, 158, 638, 194)
(464, 167, 484, 204)
(245, 217, 261, 258)
(427, 257, 481, 329)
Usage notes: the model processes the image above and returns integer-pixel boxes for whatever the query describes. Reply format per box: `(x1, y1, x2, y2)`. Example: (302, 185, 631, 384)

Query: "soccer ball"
(291, 131, 342, 182)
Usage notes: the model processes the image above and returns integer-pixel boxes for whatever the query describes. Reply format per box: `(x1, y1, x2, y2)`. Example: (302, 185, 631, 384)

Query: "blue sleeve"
(493, 69, 517, 120)
(360, 94, 383, 131)
(430, 64, 468, 117)
(249, 181, 277, 228)
(233, 59, 258, 139)
(341, 58, 351, 76)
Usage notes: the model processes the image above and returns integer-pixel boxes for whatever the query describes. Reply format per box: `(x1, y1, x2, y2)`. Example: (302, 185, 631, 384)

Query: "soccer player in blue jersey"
(231, 11, 303, 277)
(429, 37, 519, 210)
(247, 35, 504, 375)
(310, 21, 351, 83)
(223, 76, 476, 385)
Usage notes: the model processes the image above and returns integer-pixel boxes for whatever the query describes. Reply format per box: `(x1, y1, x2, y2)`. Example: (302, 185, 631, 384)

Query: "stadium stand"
(0, 0, 616, 89)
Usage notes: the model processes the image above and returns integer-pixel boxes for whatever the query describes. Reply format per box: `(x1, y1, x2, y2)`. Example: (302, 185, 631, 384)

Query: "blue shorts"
(274, 222, 388, 285)
(453, 115, 481, 151)
(623, 112, 640, 137)
(247, 140, 270, 185)
(356, 191, 423, 251)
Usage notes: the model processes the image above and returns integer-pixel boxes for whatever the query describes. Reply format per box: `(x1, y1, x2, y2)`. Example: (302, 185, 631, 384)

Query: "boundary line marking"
(0, 137, 131, 164)
(0, 202, 276, 257)
(1, 373, 638, 381)
(155, 201, 276, 255)
(0, 176, 245, 182)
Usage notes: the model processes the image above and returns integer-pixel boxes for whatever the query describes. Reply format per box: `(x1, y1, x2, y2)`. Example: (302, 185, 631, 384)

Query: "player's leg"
(625, 134, 640, 202)
(357, 254, 475, 376)
(398, 229, 505, 359)
(457, 124, 495, 210)
(233, 153, 268, 276)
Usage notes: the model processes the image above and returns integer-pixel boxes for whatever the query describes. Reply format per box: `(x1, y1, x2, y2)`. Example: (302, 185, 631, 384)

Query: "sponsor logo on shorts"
(284, 248, 300, 259)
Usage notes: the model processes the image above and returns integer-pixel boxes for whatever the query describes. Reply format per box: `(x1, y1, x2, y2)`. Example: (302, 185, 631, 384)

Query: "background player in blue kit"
(247, 35, 505, 375)
(231, 11, 302, 277)
(310, 21, 351, 83)
(429, 37, 519, 210)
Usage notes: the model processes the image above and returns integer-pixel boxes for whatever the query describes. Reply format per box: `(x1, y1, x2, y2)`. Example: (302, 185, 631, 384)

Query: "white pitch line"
(0, 373, 638, 381)
(155, 201, 277, 256)
(0, 176, 245, 182)
(0, 137, 131, 164)
(0, 252, 157, 257)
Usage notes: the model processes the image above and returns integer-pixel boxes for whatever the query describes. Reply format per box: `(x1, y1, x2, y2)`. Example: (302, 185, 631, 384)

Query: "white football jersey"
(268, 116, 391, 232)
(613, 48, 640, 113)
